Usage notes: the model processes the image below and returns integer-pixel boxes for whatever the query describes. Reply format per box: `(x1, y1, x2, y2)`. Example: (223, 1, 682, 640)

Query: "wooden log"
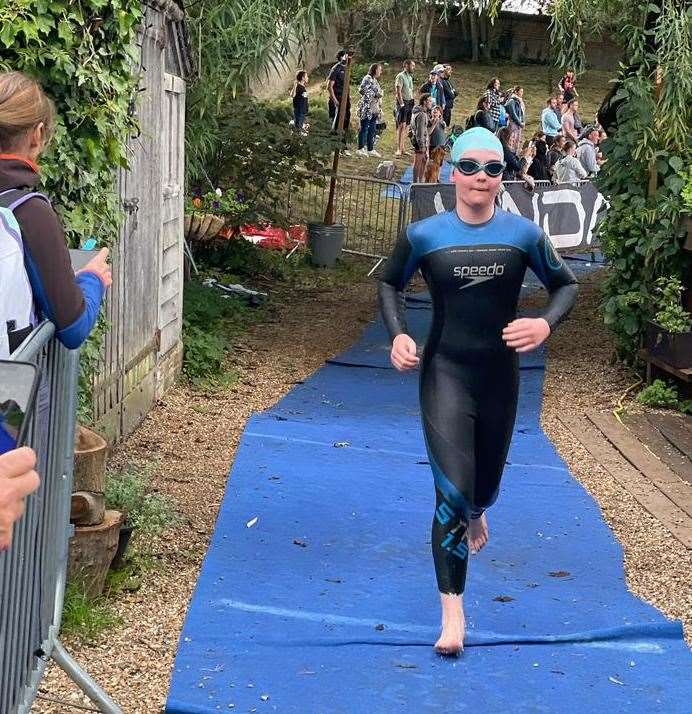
(67, 510, 124, 599)
(71, 491, 106, 526)
(73, 425, 108, 494)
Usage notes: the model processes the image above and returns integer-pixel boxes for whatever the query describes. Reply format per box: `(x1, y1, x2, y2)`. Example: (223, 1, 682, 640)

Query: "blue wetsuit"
(378, 208, 578, 594)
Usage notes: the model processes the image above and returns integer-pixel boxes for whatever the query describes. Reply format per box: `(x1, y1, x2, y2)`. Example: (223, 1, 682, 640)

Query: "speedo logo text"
(453, 263, 505, 278)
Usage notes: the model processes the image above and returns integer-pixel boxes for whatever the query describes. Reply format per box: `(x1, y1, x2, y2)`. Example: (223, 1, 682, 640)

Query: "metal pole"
(51, 641, 123, 714)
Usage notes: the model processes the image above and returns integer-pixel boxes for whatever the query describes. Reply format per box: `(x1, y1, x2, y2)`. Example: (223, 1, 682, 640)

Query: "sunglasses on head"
(453, 158, 506, 177)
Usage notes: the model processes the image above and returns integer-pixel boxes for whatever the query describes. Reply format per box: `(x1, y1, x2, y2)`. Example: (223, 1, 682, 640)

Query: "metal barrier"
(286, 174, 599, 274)
(0, 322, 121, 713)
(286, 173, 407, 275)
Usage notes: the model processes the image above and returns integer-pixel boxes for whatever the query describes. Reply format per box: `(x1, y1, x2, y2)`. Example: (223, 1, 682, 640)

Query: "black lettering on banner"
(409, 182, 606, 251)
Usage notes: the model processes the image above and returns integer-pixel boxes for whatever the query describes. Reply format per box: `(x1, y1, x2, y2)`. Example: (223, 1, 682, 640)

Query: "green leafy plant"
(192, 98, 336, 226)
(635, 379, 680, 409)
(682, 169, 692, 213)
(652, 276, 692, 333)
(105, 463, 178, 535)
(182, 279, 256, 385)
(549, 1, 692, 361)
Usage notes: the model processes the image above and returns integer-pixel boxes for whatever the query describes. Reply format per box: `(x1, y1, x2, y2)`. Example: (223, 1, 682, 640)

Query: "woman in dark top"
(497, 126, 524, 180)
(471, 96, 495, 132)
(292, 70, 309, 132)
(528, 133, 551, 181)
(0, 71, 110, 354)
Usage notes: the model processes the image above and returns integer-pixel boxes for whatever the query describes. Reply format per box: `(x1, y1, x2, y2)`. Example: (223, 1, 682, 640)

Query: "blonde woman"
(0, 71, 110, 354)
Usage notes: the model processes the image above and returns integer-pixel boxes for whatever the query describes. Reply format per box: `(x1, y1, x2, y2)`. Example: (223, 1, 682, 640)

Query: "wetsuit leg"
(472, 358, 520, 518)
(420, 354, 477, 595)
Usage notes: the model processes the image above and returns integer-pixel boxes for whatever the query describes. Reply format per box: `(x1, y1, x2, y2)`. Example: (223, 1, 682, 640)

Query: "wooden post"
(324, 54, 353, 225)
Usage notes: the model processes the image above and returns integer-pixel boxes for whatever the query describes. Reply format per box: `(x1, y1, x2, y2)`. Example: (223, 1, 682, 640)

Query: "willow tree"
(185, 0, 349, 182)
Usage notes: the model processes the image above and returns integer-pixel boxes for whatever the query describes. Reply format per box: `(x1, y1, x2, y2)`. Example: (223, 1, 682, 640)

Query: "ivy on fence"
(0, 1, 143, 419)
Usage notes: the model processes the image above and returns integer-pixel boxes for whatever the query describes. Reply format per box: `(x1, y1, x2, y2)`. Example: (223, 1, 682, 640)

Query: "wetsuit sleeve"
(526, 230, 578, 330)
(15, 198, 105, 348)
(378, 230, 419, 341)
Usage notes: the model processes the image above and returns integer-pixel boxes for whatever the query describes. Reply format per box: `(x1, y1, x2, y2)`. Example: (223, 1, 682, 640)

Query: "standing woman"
(356, 63, 384, 158)
(291, 70, 309, 133)
(0, 71, 111, 355)
(483, 77, 502, 131)
(504, 86, 525, 152)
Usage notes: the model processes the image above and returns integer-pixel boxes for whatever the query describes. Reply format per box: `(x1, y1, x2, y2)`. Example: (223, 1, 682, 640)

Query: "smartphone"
(69, 248, 96, 272)
(0, 361, 40, 455)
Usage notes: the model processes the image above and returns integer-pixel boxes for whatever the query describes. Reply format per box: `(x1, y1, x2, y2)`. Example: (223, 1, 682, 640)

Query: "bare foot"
(469, 513, 489, 554)
(434, 593, 465, 656)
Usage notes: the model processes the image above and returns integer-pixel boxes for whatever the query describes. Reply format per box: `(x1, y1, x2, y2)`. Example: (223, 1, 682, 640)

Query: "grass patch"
(61, 581, 121, 643)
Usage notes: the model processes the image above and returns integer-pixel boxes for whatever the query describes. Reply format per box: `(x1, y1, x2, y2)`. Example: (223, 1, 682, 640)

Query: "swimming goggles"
(453, 158, 506, 177)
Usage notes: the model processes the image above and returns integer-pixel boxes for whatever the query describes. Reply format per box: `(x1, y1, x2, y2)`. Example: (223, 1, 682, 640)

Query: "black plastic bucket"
(307, 223, 345, 267)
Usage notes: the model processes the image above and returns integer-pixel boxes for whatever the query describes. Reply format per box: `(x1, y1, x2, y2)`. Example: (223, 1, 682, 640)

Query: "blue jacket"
(541, 107, 562, 136)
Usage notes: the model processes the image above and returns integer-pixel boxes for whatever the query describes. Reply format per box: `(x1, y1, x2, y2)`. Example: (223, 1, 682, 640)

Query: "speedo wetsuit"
(378, 208, 578, 595)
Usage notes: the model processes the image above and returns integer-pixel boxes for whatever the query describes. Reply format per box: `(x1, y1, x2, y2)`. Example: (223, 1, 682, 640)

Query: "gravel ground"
(34, 266, 691, 712)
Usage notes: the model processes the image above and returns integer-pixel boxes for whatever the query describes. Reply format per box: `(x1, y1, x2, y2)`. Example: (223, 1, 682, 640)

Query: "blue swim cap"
(451, 127, 503, 163)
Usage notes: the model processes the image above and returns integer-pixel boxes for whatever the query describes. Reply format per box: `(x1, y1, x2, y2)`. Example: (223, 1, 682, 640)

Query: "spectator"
(420, 70, 446, 110)
(0, 447, 39, 551)
(0, 71, 110, 357)
(394, 59, 416, 157)
(356, 63, 384, 158)
(292, 70, 309, 133)
(468, 96, 495, 132)
(541, 97, 562, 141)
(554, 140, 588, 183)
(576, 124, 601, 177)
(429, 105, 447, 151)
(559, 69, 578, 102)
(411, 93, 433, 183)
(561, 98, 580, 143)
(504, 85, 525, 152)
(441, 65, 457, 127)
(528, 133, 551, 181)
(498, 126, 534, 188)
(483, 77, 502, 131)
(327, 49, 352, 155)
(548, 135, 566, 180)
(554, 91, 565, 121)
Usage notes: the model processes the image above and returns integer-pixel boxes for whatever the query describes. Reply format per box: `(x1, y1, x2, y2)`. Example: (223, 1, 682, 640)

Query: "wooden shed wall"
(93, 8, 185, 442)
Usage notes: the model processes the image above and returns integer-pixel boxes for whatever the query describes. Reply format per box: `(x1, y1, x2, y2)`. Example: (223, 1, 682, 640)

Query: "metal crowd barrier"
(285, 173, 598, 275)
(0, 322, 121, 713)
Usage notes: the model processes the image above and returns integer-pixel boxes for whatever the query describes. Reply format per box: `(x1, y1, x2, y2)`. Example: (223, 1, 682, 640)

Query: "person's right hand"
(78, 247, 112, 288)
(0, 447, 40, 551)
(390, 334, 420, 371)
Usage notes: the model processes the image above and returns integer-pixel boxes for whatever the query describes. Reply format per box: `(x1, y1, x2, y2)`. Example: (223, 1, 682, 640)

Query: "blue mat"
(167, 279, 691, 713)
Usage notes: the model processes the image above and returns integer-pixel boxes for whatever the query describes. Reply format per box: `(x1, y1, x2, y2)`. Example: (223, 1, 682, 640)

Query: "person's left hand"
(502, 318, 550, 352)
